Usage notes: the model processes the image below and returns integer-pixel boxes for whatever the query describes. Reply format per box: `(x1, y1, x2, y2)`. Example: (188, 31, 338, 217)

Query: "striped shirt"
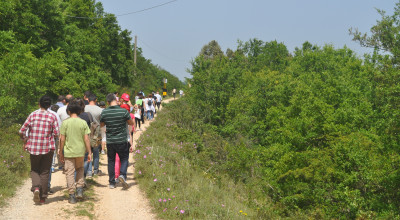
(100, 105, 131, 144)
(19, 109, 59, 155)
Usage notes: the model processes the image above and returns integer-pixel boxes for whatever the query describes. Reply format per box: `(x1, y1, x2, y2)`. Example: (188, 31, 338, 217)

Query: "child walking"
(59, 99, 92, 204)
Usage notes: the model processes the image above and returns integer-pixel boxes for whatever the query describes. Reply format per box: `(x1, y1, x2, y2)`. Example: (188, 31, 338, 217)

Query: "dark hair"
(50, 104, 60, 112)
(67, 99, 83, 115)
(39, 95, 52, 109)
(106, 93, 116, 103)
(75, 98, 86, 112)
(84, 91, 92, 98)
(98, 101, 106, 107)
(57, 95, 65, 102)
(88, 94, 97, 102)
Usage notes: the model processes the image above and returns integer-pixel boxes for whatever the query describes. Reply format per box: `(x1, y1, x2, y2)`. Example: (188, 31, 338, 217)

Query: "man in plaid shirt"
(19, 95, 59, 205)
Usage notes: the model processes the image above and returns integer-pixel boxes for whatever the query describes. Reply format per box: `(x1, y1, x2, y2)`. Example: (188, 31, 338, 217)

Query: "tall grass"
(0, 124, 30, 206)
(134, 99, 280, 219)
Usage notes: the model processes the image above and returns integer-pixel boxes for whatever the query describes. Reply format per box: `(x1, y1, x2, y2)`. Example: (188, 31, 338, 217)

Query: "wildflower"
(149, 152, 152, 155)
(244, 213, 247, 216)
(168, 198, 171, 201)
(167, 188, 170, 191)
(163, 199, 167, 202)
(174, 206, 178, 210)
(240, 210, 243, 213)
(20, 155, 23, 158)
(172, 195, 175, 198)
(185, 200, 189, 202)
(138, 171, 142, 175)
(163, 172, 166, 175)
(154, 179, 157, 182)
(153, 174, 155, 176)
(163, 208, 167, 212)
(222, 204, 225, 207)
(180, 210, 185, 214)
(3, 160, 5, 163)
(158, 198, 162, 202)
(143, 155, 147, 159)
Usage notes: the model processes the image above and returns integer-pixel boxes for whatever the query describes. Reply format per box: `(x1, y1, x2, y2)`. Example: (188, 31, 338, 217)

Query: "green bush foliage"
(0, 0, 183, 123)
(182, 35, 400, 217)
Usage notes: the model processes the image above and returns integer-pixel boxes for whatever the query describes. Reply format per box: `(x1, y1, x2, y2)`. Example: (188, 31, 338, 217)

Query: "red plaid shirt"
(19, 109, 59, 155)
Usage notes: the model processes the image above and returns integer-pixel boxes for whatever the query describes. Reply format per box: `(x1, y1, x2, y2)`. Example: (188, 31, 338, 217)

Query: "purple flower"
(163, 199, 167, 202)
(3, 160, 6, 163)
(174, 206, 178, 210)
(222, 204, 225, 207)
(20, 155, 24, 158)
(158, 198, 162, 202)
(149, 152, 152, 155)
(163, 208, 167, 212)
(167, 188, 170, 191)
(138, 171, 142, 175)
(180, 210, 185, 214)
(154, 178, 157, 182)
(168, 198, 171, 201)
(172, 195, 175, 198)
(143, 155, 147, 159)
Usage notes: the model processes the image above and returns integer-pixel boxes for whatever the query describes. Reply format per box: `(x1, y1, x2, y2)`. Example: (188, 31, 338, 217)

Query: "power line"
(66, 0, 178, 19)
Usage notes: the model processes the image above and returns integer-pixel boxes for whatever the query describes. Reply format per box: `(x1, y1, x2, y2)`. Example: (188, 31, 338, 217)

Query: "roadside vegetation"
(137, 2, 400, 218)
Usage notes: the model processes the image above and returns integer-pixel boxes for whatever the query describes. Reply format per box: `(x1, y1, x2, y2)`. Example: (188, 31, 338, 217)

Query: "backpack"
(147, 98, 153, 106)
(87, 112, 101, 147)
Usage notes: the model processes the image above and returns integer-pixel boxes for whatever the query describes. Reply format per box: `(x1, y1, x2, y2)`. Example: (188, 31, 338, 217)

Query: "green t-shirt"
(60, 117, 90, 158)
(100, 105, 131, 144)
(135, 99, 143, 106)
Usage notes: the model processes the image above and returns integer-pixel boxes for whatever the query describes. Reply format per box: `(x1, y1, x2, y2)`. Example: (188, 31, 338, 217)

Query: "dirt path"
(0, 98, 174, 220)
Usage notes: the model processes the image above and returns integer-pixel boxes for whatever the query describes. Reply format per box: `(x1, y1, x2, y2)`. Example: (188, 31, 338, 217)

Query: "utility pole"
(134, 35, 137, 76)
(134, 35, 137, 66)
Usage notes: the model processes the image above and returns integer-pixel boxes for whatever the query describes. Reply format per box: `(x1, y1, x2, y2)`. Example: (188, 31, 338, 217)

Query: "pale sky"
(99, 0, 396, 81)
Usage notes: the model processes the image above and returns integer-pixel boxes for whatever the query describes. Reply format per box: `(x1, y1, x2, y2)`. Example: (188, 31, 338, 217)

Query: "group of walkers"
(18, 90, 163, 205)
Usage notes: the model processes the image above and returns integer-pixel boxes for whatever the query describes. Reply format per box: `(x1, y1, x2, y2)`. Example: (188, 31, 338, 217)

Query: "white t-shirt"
(85, 104, 103, 124)
(57, 105, 69, 122)
(155, 94, 162, 102)
(144, 98, 155, 112)
(134, 109, 141, 119)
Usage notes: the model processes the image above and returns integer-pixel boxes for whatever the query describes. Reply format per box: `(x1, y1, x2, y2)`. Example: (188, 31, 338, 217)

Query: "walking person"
(19, 95, 60, 205)
(154, 91, 162, 111)
(58, 99, 92, 204)
(84, 93, 103, 176)
(179, 89, 184, 97)
(144, 94, 155, 121)
(172, 88, 176, 99)
(133, 104, 141, 131)
(47, 104, 62, 195)
(100, 93, 134, 189)
(136, 93, 145, 125)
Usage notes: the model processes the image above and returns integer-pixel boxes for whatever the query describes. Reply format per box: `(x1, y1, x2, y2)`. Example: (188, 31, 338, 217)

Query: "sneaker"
(101, 150, 105, 155)
(76, 188, 84, 199)
(68, 194, 77, 204)
(93, 170, 102, 176)
(48, 189, 54, 195)
(51, 167, 55, 173)
(109, 184, 115, 189)
(33, 188, 40, 204)
(118, 176, 129, 190)
(39, 198, 45, 205)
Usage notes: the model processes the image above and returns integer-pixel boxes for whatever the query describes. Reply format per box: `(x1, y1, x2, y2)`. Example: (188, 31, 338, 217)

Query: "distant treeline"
(180, 4, 400, 216)
(0, 0, 183, 123)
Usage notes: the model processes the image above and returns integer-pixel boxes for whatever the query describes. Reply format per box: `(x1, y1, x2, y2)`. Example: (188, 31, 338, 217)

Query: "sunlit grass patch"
(133, 100, 274, 219)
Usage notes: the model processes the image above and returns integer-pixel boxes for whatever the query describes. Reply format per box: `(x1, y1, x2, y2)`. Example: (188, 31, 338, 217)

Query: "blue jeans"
(147, 110, 153, 120)
(107, 142, 130, 185)
(84, 145, 100, 176)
